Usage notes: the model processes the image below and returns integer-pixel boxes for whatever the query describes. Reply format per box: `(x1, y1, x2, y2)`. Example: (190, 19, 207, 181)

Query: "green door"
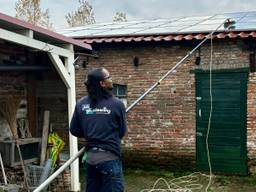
(195, 70, 248, 175)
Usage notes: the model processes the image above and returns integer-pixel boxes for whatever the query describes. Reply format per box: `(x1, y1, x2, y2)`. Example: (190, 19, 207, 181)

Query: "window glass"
(118, 86, 126, 96)
(113, 84, 127, 107)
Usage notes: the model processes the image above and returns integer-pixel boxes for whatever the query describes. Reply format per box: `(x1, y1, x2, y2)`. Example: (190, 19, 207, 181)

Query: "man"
(70, 68, 127, 192)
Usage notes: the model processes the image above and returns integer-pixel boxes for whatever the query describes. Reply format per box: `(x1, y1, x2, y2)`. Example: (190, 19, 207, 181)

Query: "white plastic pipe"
(0, 152, 8, 185)
(33, 147, 85, 192)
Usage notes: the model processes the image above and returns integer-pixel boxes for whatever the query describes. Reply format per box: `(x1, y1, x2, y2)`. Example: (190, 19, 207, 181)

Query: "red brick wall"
(248, 72, 256, 159)
(76, 42, 196, 168)
(75, 39, 256, 170)
(0, 72, 27, 99)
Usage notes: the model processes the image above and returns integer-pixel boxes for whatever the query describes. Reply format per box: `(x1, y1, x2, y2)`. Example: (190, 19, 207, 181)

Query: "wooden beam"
(0, 65, 50, 71)
(0, 28, 73, 58)
(60, 44, 74, 51)
(48, 52, 72, 88)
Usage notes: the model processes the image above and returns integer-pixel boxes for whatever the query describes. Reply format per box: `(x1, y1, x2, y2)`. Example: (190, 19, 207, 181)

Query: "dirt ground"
(124, 169, 256, 192)
(80, 168, 256, 192)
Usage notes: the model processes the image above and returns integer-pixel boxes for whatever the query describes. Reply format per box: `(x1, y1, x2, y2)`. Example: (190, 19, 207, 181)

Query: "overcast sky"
(1, 0, 256, 30)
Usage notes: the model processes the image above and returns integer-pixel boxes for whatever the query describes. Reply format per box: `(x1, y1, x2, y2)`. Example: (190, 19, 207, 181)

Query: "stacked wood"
(2, 167, 71, 192)
(48, 169, 71, 192)
(4, 167, 24, 187)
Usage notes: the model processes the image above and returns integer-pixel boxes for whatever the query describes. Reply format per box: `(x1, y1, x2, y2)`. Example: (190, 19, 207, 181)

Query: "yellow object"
(48, 132, 65, 166)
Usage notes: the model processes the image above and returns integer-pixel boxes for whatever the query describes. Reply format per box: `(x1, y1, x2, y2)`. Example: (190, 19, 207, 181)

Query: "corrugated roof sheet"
(58, 11, 256, 43)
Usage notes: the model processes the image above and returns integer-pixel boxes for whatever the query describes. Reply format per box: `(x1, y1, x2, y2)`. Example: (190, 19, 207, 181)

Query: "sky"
(1, 0, 256, 30)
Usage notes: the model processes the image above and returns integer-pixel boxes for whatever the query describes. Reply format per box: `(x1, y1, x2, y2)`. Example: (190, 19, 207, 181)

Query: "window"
(113, 84, 127, 107)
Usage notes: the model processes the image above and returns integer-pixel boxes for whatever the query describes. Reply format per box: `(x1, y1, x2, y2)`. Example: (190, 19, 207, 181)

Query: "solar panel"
(239, 16, 256, 22)
(212, 12, 247, 20)
(161, 20, 201, 27)
(180, 24, 225, 33)
(91, 28, 142, 37)
(178, 16, 212, 21)
(199, 19, 228, 25)
(234, 22, 256, 30)
(134, 26, 186, 35)
(59, 11, 256, 38)
(246, 12, 256, 17)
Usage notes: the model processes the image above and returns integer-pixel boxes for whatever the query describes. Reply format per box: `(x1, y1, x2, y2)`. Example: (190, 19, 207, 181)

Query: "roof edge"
(0, 12, 92, 50)
(77, 31, 256, 44)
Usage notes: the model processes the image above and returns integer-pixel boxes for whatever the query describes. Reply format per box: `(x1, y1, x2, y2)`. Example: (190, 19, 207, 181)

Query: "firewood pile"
(0, 167, 25, 192)
(0, 167, 71, 192)
(48, 169, 71, 192)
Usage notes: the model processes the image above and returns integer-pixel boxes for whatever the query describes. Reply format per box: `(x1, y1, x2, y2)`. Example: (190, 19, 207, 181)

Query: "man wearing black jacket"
(70, 68, 127, 192)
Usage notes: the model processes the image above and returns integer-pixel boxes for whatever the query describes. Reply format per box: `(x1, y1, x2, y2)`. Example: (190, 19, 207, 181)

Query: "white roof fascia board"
(0, 27, 73, 58)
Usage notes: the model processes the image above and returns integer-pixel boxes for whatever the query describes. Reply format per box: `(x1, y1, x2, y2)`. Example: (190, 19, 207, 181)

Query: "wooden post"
(40, 110, 50, 166)
(27, 74, 37, 137)
(66, 55, 80, 191)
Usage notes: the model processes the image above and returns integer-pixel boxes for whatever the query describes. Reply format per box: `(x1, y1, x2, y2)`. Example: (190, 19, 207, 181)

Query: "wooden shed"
(0, 12, 91, 191)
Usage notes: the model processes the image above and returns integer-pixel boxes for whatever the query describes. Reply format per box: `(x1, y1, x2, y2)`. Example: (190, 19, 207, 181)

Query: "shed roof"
(0, 12, 91, 50)
(59, 11, 256, 44)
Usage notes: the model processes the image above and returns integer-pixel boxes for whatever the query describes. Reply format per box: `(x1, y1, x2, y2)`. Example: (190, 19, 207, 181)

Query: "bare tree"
(15, 0, 53, 30)
(113, 11, 127, 22)
(66, 0, 96, 27)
